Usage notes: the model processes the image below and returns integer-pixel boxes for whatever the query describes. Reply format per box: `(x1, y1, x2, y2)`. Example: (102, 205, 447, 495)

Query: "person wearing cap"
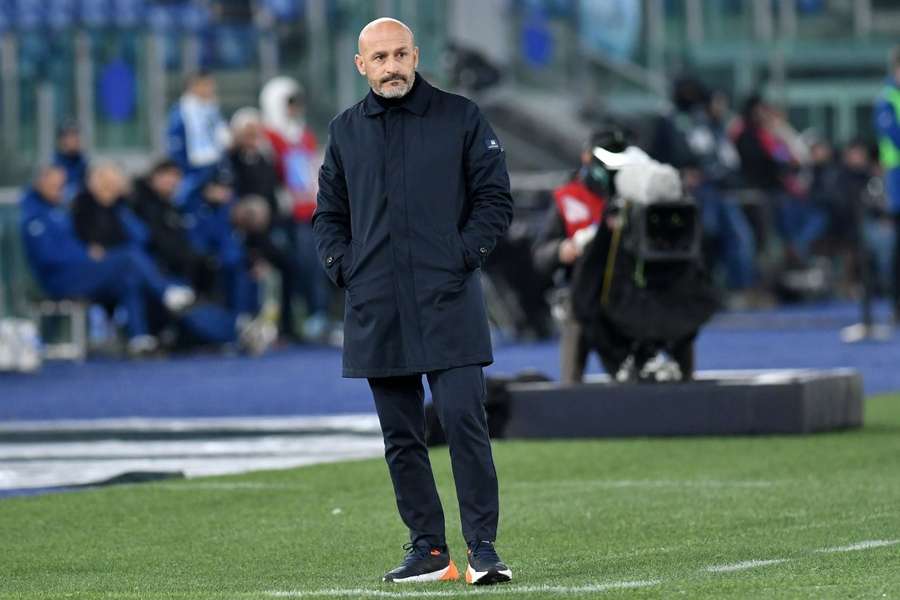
(532, 127, 626, 383)
(312, 17, 513, 586)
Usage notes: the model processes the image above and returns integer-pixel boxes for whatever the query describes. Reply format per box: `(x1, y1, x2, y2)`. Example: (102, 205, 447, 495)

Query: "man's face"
(843, 146, 869, 172)
(57, 131, 81, 155)
(287, 95, 304, 119)
(236, 122, 262, 149)
(191, 77, 217, 102)
(355, 21, 419, 98)
(205, 182, 232, 205)
(89, 167, 125, 207)
(37, 168, 66, 204)
(152, 168, 182, 201)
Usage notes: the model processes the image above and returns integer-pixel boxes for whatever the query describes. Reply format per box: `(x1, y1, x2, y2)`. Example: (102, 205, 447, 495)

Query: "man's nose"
(385, 56, 403, 72)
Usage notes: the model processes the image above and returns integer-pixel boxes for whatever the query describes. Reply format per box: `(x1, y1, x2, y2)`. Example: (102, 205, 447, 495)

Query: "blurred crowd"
(15, 46, 900, 360)
(20, 71, 335, 356)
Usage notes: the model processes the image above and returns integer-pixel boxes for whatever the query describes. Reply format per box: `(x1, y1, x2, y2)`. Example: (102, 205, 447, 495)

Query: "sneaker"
(465, 540, 511, 585)
(126, 335, 158, 357)
(383, 543, 459, 583)
(236, 314, 277, 356)
(162, 286, 196, 313)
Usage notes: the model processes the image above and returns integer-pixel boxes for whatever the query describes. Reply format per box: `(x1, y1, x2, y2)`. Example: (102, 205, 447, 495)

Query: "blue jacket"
(874, 77, 900, 213)
(188, 200, 244, 268)
(52, 150, 88, 204)
(312, 75, 514, 377)
(19, 187, 91, 296)
(166, 95, 227, 174)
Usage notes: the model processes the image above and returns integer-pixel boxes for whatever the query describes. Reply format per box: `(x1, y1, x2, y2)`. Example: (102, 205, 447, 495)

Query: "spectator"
(129, 159, 217, 294)
(19, 165, 192, 356)
(167, 70, 231, 213)
(229, 108, 306, 340)
(72, 163, 149, 254)
(190, 172, 260, 318)
(838, 140, 895, 296)
(53, 120, 89, 205)
(733, 95, 827, 265)
(260, 76, 333, 341)
(229, 108, 280, 216)
(650, 79, 756, 294)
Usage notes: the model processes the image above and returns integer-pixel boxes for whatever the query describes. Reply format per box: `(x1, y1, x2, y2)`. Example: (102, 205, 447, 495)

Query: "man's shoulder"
(329, 99, 368, 131)
(429, 85, 480, 116)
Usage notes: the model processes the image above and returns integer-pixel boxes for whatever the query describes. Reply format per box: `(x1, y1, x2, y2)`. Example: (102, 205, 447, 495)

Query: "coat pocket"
(341, 239, 363, 286)
(441, 231, 469, 275)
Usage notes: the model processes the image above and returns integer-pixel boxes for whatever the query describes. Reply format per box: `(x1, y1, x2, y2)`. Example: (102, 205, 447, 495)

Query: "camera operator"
(567, 150, 719, 382)
(532, 127, 628, 383)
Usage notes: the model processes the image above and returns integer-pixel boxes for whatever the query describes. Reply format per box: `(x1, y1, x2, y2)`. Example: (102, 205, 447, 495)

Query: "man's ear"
(413, 46, 419, 69)
(354, 54, 366, 76)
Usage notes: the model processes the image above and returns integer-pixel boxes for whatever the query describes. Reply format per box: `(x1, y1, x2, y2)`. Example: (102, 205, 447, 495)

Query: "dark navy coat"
(312, 76, 513, 378)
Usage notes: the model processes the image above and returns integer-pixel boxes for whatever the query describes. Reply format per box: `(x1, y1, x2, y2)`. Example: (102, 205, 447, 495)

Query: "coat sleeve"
(311, 121, 352, 287)
(459, 103, 514, 270)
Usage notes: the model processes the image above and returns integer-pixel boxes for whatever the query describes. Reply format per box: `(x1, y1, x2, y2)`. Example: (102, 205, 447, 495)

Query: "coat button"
(326, 256, 334, 266)
(479, 247, 487, 255)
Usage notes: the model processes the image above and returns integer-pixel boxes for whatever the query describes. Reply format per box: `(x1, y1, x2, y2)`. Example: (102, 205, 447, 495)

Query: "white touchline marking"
(815, 540, 900, 553)
(509, 479, 778, 490)
(704, 559, 788, 573)
(265, 580, 662, 597)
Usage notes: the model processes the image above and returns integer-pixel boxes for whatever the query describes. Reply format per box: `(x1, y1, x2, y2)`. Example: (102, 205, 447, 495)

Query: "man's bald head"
(358, 17, 414, 54)
(355, 17, 419, 98)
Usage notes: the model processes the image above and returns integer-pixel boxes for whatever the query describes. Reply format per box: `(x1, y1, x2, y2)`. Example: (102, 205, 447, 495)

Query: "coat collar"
(363, 73, 433, 117)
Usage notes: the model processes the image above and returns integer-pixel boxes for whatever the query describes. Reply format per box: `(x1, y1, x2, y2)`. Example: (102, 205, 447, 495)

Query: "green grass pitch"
(2, 395, 899, 599)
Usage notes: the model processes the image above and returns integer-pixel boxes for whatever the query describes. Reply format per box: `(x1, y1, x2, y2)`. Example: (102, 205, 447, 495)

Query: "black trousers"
(368, 364, 499, 548)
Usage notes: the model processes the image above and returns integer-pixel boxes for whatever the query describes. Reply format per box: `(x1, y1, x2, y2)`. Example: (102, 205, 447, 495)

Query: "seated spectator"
(229, 108, 307, 340)
(20, 165, 192, 356)
(79, 164, 274, 354)
(53, 120, 88, 205)
(130, 159, 218, 295)
(190, 172, 260, 318)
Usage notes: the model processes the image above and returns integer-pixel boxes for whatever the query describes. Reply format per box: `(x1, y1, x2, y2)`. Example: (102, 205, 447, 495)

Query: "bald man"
(313, 18, 514, 585)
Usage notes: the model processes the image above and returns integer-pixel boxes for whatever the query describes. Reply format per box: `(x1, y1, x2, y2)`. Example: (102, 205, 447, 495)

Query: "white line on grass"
(268, 537, 899, 598)
(704, 559, 789, 573)
(508, 479, 778, 491)
(815, 539, 899, 553)
(266, 580, 662, 597)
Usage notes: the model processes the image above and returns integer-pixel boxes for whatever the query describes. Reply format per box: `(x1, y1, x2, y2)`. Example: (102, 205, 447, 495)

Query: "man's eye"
(397, 52, 407, 58)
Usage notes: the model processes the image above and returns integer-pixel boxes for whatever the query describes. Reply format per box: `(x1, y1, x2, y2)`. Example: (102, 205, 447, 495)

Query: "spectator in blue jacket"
(52, 121, 89, 205)
(189, 172, 260, 317)
(20, 165, 193, 356)
(167, 71, 231, 214)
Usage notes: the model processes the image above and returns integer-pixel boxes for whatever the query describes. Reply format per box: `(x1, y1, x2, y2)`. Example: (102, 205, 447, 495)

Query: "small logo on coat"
(485, 138, 502, 151)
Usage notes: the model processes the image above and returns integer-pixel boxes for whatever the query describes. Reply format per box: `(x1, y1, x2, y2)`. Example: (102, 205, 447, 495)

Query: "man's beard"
(373, 71, 415, 98)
